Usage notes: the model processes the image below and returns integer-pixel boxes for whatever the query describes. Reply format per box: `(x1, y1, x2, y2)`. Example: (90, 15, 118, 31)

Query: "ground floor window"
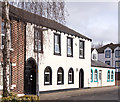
(111, 70, 114, 81)
(57, 67, 64, 84)
(94, 69, 98, 82)
(91, 69, 93, 82)
(68, 68, 74, 84)
(44, 67, 52, 85)
(107, 70, 110, 82)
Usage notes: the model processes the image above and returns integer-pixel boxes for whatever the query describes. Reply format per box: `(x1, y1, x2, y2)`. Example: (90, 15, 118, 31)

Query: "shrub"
(1, 92, 40, 102)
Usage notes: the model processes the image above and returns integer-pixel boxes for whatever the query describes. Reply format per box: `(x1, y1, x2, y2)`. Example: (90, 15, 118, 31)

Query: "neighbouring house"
(97, 43, 120, 85)
(90, 48, 115, 87)
(0, 3, 115, 96)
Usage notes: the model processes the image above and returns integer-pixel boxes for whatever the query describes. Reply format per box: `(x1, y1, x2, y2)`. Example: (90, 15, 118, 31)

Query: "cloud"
(65, 2, 118, 44)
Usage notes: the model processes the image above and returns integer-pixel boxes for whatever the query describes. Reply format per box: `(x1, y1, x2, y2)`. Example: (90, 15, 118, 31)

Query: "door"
(99, 70, 102, 86)
(24, 58, 36, 95)
(79, 69, 84, 88)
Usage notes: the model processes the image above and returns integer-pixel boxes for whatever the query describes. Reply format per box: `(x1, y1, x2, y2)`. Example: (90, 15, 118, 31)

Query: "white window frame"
(111, 71, 113, 80)
(67, 38, 73, 56)
(94, 70, 97, 82)
(68, 71, 72, 83)
(79, 40, 84, 58)
(58, 72, 62, 84)
(54, 34, 60, 54)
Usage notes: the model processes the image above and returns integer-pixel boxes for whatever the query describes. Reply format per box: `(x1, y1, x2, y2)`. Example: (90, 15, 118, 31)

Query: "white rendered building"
(90, 48, 115, 87)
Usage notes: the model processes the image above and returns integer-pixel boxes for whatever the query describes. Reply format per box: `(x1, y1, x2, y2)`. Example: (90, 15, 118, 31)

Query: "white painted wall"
(26, 23, 91, 92)
(90, 67, 115, 87)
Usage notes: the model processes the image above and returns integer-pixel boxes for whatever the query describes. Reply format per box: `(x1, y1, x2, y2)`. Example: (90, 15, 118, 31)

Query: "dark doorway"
(24, 57, 36, 94)
(79, 69, 84, 88)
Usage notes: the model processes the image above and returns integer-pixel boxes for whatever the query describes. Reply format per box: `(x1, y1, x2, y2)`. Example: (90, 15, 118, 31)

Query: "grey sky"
(65, 2, 118, 45)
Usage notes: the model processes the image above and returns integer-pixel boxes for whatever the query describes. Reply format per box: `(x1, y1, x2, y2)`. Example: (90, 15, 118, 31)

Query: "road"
(40, 86, 119, 101)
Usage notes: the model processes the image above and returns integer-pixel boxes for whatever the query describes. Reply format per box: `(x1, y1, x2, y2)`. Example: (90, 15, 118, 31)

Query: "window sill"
(54, 53, 61, 56)
(57, 83, 64, 85)
(107, 80, 110, 82)
(67, 55, 73, 57)
(79, 57, 85, 59)
(94, 80, 98, 82)
(44, 83, 52, 85)
(34, 50, 43, 53)
(111, 80, 114, 82)
(105, 57, 111, 58)
(68, 82, 74, 84)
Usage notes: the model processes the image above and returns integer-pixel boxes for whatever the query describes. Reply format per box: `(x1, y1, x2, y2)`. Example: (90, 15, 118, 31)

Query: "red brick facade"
(10, 20, 25, 94)
(0, 16, 25, 94)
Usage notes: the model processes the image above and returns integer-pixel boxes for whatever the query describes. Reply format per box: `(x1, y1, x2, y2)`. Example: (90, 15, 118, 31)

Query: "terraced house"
(97, 43, 120, 83)
(0, 4, 115, 96)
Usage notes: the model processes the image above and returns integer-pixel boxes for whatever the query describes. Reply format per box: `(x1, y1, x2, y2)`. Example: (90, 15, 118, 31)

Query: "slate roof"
(1, 3, 92, 41)
(97, 43, 120, 53)
(91, 60, 115, 69)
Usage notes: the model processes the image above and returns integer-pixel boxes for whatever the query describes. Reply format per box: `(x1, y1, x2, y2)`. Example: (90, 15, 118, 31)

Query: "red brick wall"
(10, 20, 25, 94)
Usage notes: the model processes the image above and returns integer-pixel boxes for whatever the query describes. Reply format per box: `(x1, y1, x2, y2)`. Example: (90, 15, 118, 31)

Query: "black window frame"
(68, 68, 74, 84)
(79, 40, 85, 59)
(105, 61, 111, 66)
(34, 28, 43, 53)
(54, 33, 61, 56)
(67, 37, 73, 57)
(115, 50, 120, 58)
(57, 67, 64, 85)
(44, 66, 52, 85)
(115, 60, 120, 68)
(105, 50, 111, 58)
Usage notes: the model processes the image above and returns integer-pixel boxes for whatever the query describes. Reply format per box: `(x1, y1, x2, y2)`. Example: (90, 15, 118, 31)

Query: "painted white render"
(90, 67, 115, 87)
(26, 23, 91, 92)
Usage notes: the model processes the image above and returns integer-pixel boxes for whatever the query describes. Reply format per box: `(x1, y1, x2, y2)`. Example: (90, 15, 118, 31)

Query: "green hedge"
(1, 92, 40, 102)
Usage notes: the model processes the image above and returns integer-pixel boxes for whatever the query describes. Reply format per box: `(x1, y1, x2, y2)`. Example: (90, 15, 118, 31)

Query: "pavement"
(40, 86, 119, 100)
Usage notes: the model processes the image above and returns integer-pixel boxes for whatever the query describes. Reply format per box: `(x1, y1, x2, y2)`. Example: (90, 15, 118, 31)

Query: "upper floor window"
(1, 22, 12, 49)
(105, 50, 111, 58)
(115, 50, 120, 58)
(115, 61, 120, 68)
(44, 67, 52, 85)
(68, 68, 74, 84)
(54, 33, 61, 55)
(57, 67, 64, 84)
(67, 37, 73, 57)
(1, 22, 5, 49)
(107, 70, 110, 82)
(105, 61, 111, 66)
(79, 40, 84, 58)
(94, 69, 98, 82)
(34, 28, 43, 53)
(93, 54, 97, 60)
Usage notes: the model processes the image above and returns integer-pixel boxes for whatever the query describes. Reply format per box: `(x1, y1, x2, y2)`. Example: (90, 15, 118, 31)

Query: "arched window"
(111, 70, 114, 81)
(44, 67, 52, 85)
(57, 67, 64, 84)
(68, 68, 74, 84)
(91, 69, 93, 82)
(107, 70, 110, 82)
(94, 69, 98, 82)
